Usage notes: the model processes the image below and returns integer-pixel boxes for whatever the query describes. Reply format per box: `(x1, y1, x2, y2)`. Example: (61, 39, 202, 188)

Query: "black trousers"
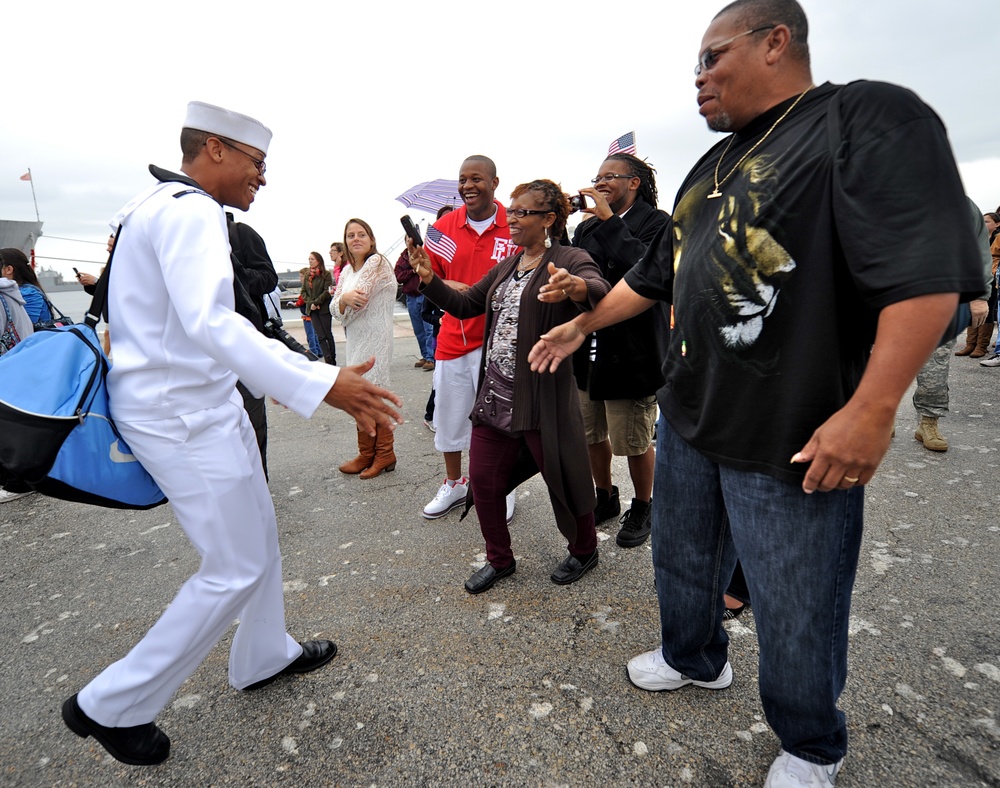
(310, 310, 337, 365)
(237, 381, 268, 481)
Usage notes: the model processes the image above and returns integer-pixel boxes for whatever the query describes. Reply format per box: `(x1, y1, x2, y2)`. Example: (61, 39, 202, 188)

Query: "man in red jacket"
(420, 156, 519, 520)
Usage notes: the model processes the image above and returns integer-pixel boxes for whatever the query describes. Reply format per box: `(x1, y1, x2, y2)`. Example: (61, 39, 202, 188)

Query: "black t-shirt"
(625, 81, 985, 483)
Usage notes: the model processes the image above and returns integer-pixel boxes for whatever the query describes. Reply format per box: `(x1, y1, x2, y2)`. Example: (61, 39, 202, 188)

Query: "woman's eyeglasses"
(506, 208, 553, 219)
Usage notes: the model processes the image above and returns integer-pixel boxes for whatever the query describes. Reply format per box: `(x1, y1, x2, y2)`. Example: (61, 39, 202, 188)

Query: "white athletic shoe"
(0, 488, 34, 503)
(764, 749, 842, 787)
(422, 478, 469, 519)
(626, 647, 733, 691)
(505, 491, 516, 525)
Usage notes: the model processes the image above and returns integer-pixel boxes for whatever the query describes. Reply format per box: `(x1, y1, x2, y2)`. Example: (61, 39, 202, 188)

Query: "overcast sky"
(3, 0, 997, 278)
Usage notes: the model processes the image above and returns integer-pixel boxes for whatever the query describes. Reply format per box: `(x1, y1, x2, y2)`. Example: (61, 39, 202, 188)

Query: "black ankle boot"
(594, 485, 620, 524)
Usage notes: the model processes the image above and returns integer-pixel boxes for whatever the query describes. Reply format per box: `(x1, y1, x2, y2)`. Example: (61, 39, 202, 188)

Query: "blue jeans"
(302, 317, 321, 357)
(406, 294, 435, 361)
(653, 417, 863, 765)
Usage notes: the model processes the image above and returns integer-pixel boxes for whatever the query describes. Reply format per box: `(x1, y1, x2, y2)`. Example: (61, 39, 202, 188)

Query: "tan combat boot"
(914, 416, 948, 452)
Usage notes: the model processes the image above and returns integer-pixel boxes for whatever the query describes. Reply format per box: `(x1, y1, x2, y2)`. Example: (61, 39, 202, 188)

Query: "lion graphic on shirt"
(673, 153, 795, 365)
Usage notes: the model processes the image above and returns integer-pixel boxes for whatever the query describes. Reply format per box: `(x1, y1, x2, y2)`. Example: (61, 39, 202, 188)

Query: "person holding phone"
(570, 153, 670, 548)
(334, 218, 398, 478)
(395, 217, 437, 371)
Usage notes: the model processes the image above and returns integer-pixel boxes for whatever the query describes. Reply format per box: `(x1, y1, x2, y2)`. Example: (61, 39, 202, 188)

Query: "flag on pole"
(608, 132, 636, 156)
(19, 172, 31, 182)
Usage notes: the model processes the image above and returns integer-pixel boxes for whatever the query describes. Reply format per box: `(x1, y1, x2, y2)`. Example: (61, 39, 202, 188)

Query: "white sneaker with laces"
(979, 352, 1000, 367)
(505, 491, 516, 525)
(764, 749, 842, 787)
(0, 488, 34, 503)
(626, 647, 732, 691)
(422, 478, 469, 519)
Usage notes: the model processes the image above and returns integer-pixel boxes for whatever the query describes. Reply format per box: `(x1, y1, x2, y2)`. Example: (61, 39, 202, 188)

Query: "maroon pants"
(469, 425, 597, 568)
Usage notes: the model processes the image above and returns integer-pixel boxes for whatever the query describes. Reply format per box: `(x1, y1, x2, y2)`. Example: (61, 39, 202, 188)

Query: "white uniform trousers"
(77, 393, 302, 727)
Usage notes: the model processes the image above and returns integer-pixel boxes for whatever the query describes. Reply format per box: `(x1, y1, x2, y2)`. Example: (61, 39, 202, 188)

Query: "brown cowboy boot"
(360, 425, 397, 479)
(954, 325, 978, 356)
(971, 324, 995, 358)
(339, 429, 376, 474)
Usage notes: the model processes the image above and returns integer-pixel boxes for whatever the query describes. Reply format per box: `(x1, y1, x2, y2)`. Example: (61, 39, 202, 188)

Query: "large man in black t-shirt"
(529, 1, 984, 784)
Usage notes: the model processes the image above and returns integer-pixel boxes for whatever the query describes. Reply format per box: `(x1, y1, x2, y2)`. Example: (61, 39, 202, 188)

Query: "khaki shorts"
(578, 390, 657, 456)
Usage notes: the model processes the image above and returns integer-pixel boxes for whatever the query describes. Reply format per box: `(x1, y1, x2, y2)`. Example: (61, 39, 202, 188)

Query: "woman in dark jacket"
(302, 251, 335, 364)
(409, 180, 610, 594)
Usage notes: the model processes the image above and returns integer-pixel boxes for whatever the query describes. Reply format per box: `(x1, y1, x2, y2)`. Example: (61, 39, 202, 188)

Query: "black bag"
(33, 293, 74, 331)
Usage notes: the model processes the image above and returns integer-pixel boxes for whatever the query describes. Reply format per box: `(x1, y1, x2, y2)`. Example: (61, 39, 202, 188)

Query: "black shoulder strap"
(38, 289, 69, 321)
(84, 224, 121, 329)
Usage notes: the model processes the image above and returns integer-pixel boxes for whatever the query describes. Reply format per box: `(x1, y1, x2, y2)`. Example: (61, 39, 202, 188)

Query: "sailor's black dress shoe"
(550, 551, 599, 585)
(243, 639, 338, 691)
(62, 693, 170, 766)
(465, 560, 516, 594)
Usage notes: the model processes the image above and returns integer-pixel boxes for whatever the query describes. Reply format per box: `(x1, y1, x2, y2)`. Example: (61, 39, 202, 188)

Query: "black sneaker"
(616, 499, 651, 548)
(594, 485, 621, 524)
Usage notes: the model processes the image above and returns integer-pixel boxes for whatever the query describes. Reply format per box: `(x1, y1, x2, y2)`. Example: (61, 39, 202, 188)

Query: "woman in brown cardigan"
(409, 179, 610, 594)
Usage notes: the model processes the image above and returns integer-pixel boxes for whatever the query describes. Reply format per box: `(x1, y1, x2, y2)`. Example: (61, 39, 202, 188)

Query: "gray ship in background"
(0, 219, 79, 292)
(0, 220, 71, 284)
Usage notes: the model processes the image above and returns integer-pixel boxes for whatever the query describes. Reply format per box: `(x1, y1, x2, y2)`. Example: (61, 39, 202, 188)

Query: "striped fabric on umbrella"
(395, 179, 461, 215)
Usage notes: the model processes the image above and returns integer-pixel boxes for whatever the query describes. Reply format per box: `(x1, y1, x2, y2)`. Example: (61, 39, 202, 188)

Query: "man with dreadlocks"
(571, 153, 669, 548)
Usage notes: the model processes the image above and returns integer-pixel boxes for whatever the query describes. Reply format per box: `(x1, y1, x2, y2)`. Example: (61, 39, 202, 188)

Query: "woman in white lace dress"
(333, 218, 398, 478)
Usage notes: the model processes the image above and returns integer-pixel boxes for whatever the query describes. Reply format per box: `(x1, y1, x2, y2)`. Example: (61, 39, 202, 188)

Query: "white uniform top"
(106, 178, 338, 421)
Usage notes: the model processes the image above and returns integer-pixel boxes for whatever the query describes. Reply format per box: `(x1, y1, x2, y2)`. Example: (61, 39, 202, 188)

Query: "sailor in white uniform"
(61, 101, 402, 766)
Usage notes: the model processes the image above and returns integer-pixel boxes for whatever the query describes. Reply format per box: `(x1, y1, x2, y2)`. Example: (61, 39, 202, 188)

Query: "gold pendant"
(707, 190, 722, 199)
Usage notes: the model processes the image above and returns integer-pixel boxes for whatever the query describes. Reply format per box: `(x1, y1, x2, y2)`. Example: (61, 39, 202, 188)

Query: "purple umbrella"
(395, 179, 462, 215)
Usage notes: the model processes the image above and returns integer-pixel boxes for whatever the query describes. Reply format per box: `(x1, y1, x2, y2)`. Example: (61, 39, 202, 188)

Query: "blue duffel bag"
(0, 234, 166, 509)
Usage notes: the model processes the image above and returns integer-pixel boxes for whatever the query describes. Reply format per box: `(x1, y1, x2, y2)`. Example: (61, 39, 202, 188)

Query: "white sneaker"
(980, 352, 1000, 367)
(0, 488, 34, 503)
(764, 749, 842, 787)
(505, 491, 516, 525)
(423, 418, 436, 433)
(626, 648, 733, 691)
(422, 478, 469, 519)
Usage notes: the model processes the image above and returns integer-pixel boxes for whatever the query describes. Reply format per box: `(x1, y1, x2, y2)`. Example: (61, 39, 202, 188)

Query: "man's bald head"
(714, 0, 810, 66)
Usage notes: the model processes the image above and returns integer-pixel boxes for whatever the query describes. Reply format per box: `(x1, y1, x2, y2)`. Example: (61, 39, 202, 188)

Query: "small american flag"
(425, 227, 458, 263)
(608, 131, 636, 156)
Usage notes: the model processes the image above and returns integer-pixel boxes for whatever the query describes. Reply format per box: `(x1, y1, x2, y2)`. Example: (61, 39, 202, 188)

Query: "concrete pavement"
(1, 328, 997, 787)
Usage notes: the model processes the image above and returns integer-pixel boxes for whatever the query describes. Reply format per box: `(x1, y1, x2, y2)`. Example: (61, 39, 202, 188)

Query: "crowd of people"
(0, 1, 995, 785)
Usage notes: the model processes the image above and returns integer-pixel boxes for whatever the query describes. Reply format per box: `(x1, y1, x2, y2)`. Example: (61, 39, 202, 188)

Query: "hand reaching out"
(323, 357, 403, 436)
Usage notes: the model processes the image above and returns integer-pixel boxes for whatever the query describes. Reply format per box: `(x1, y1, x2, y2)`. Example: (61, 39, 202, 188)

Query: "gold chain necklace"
(707, 84, 814, 200)
(517, 251, 544, 272)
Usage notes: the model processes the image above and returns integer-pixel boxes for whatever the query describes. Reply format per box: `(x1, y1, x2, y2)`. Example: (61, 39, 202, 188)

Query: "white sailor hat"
(183, 101, 272, 154)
